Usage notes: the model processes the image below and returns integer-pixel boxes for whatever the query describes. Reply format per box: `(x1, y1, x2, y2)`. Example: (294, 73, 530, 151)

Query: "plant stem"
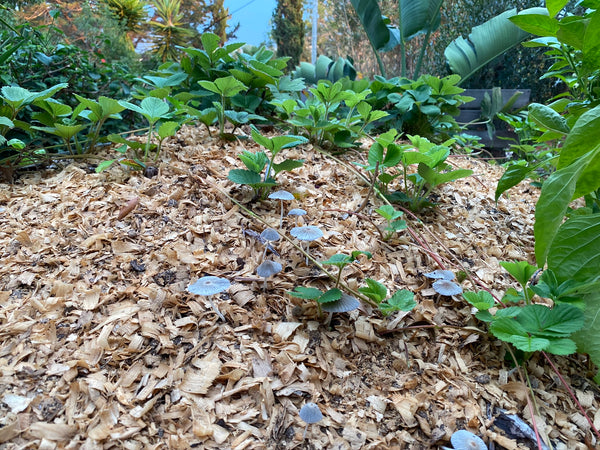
(543, 352, 600, 440)
(505, 345, 545, 450)
(354, 161, 379, 214)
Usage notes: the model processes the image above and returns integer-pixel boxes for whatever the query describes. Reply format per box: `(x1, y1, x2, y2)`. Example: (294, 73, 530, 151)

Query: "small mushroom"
(299, 402, 323, 439)
(256, 260, 282, 291)
(260, 227, 280, 261)
(287, 208, 307, 226)
(424, 269, 455, 281)
(187, 276, 231, 321)
(320, 293, 360, 313)
(433, 279, 463, 296)
(449, 430, 487, 450)
(268, 190, 295, 228)
(290, 225, 324, 264)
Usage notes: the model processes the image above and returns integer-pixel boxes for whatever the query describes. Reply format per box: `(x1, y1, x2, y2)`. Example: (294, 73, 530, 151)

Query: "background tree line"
(2, 0, 238, 65)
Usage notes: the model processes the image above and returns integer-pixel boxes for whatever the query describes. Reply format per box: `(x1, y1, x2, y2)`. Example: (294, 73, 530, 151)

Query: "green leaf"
(582, 10, 600, 76)
(559, 104, 600, 169)
(119, 97, 170, 123)
(399, 0, 443, 41)
(463, 291, 495, 311)
(475, 310, 494, 322)
(509, 13, 559, 36)
(517, 304, 584, 337)
(227, 169, 262, 185)
(547, 214, 600, 283)
(386, 219, 407, 232)
(7, 138, 25, 150)
(272, 159, 304, 175)
(445, 8, 548, 83)
(534, 149, 597, 265)
(572, 291, 600, 379)
(199, 76, 247, 98)
(375, 204, 404, 221)
(546, 0, 569, 17)
(138, 72, 188, 88)
(528, 103, 569, 134)
(318, 288, 343, 304)
(349, 0, 391, 51)
(321, 254, 353, 268)
(250, 125, 308, 155)
(0, 116, 14, 128)
(508, 335, 551, 352)
(287, 286, 323, 300)
(500, 260, 538, 287)
(157, 121, 179, 139)
(358, 278, 387, 303)
(107, 134, 146, 150)
(544, 338, 578, 355)
(379, 289, 416, 315)
(239, 151, 268, 173)
(95, 159, 117, 173)
(495, 162, 537, 201)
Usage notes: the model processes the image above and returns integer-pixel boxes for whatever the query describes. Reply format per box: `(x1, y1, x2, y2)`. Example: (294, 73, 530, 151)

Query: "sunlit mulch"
(0, 125, 597, 449)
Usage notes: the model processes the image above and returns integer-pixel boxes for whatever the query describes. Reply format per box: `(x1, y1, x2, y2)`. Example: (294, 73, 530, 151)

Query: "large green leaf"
(349, 0, 391, 51)
(528, 103, 569, 134)
(509, 13, 559, 36)
(546, 0, 569, 18)
(534, 149, 598, 265)
(119, 97, 170, 123)
(400, 0, 443, 40)
(572, 291, 600, 382)
(547, 214, 600, 283)
(445, 8, 548, 83)
(558, 104, 600, 169)
(582, 10, 600, 77)
(1, 83, 68, 110)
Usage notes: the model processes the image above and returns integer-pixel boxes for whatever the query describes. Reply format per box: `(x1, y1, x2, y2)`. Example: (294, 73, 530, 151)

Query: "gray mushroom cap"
(450, 430, 487, 450)
(187, 276, 231, 296)
(260, 227, 280, 242)
(290, 225, 323, 241)
(287, 208, 307, 217)
(424, 269, 455, 281)
(321, 293, 360, 313)
(299, 402, 323, 424)
(268, 190, 294, 201)
(433, 279, 463, 296)
(256, 260, 283, 278)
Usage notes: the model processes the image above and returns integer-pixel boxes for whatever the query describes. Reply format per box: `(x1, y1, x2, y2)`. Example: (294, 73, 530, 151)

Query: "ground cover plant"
(0, 2, 598, 449)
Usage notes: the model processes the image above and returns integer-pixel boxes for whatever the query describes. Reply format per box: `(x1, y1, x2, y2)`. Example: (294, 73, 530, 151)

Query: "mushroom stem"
(208, 297, 226, 321)
(302, 424, 308, 440)
(262, 277, 268, 291)
(279, 201, 284, 228)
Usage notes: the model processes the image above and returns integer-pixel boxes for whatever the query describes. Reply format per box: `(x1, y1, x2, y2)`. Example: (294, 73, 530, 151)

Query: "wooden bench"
(457, 88, 531, 150)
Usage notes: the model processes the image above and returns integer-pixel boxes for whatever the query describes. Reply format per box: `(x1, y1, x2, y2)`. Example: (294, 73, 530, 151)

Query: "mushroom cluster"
(424, 269, 463, 297)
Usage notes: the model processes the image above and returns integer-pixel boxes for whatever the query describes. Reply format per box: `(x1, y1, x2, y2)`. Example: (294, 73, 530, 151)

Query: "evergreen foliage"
(273, 0, 305, 70)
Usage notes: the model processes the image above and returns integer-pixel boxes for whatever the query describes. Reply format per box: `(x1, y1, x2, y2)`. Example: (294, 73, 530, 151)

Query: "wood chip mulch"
(0, 125, 598, 449)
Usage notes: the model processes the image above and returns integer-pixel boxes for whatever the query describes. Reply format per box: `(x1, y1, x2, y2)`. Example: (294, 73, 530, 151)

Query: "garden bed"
(0, 125, 597, 449)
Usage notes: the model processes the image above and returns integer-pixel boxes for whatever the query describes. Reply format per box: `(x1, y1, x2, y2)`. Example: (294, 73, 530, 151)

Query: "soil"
(0, 125, 598, 449)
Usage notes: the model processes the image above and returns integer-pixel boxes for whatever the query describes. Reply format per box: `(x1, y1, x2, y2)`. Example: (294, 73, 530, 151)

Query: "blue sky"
(224, 0, 277, 46)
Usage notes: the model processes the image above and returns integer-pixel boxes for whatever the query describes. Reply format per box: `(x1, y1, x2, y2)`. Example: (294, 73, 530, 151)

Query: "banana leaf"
(400, 0, 443, 41)
(445, 7, 548, 83)
(350, 0, 392, 75)
(350, 0, 391, 51)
